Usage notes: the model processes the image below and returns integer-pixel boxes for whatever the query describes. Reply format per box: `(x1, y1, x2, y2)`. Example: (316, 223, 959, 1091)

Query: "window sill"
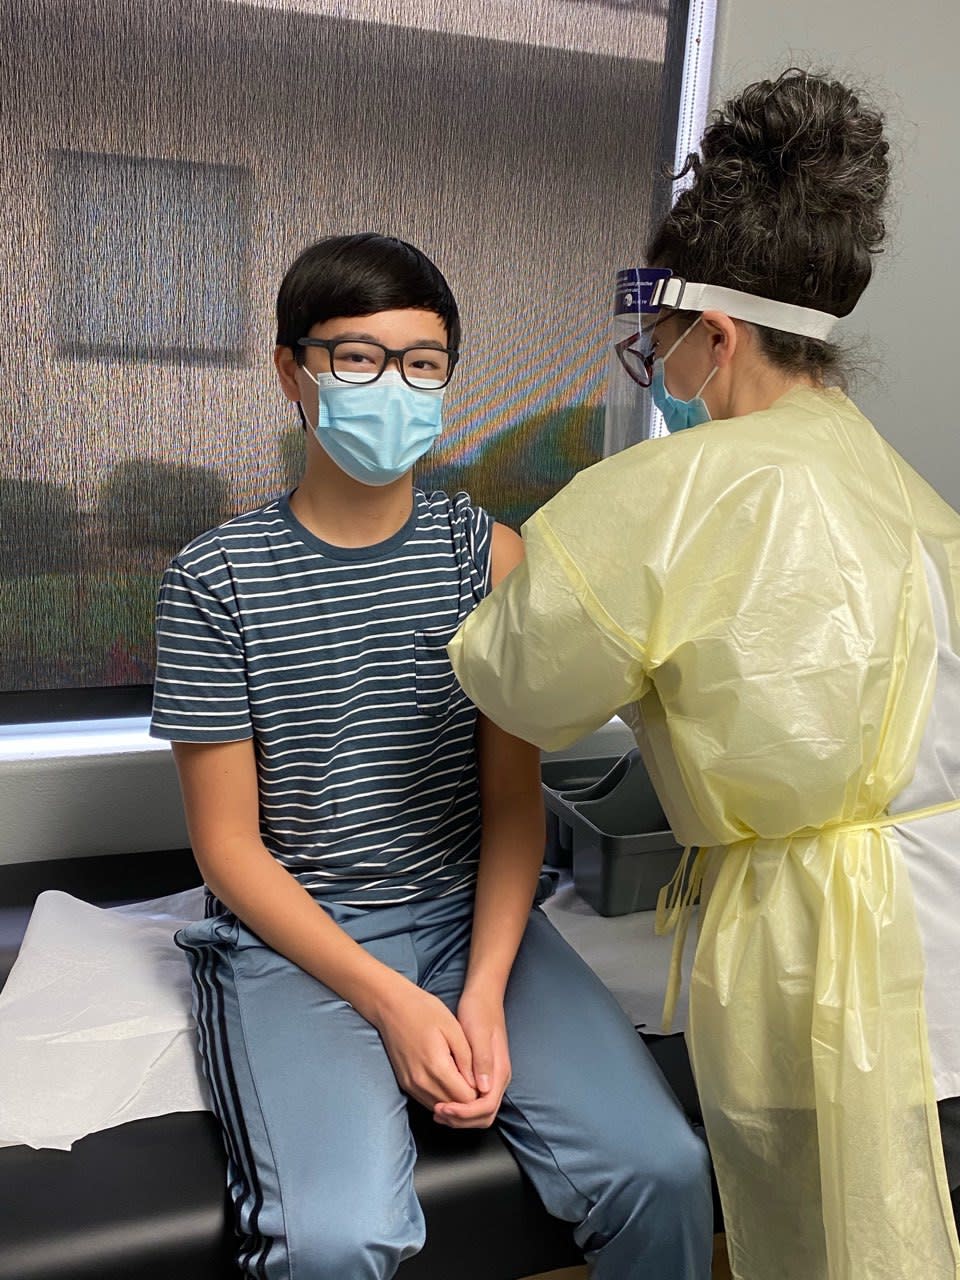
(0, 716, 635, 867)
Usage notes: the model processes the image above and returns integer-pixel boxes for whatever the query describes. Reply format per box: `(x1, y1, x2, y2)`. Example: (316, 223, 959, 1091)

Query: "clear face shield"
(603, 267, 674, 453)
(601, 267, 843, 455)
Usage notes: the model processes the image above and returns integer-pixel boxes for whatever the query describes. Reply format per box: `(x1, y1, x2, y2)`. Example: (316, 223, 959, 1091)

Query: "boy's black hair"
(276, 233, 461, 359)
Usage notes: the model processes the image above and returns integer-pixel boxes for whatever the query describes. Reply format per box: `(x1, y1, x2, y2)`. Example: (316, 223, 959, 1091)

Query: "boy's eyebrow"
(328, 330, 447, 348)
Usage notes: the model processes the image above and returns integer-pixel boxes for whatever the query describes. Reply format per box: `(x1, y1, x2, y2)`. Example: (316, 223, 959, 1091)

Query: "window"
(0, 0, 689, 719)
(51, 151, 249, 365)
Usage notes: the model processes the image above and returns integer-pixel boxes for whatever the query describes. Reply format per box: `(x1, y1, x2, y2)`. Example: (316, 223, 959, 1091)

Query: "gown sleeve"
(448, 496, 652, 752)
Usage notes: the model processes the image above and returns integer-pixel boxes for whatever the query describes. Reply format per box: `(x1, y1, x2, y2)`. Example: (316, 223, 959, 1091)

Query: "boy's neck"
(290, 456, 415, 550)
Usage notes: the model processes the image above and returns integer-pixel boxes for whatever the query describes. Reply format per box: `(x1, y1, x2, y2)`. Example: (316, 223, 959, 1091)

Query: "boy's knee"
(606, 1123, 712, 1232)
(654, 1124, 712, 1201)
(289, 1207, 424, 1280)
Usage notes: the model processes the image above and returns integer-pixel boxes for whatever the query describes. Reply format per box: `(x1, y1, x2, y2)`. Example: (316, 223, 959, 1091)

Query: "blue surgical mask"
(650, 317, 718, 433)
(301, 368, 444, 487)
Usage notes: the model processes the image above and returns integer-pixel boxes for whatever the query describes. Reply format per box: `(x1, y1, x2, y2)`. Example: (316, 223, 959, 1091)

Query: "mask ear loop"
(297, 365, 322, 434)
(660, 314, 702, 362)
(661, 315, 720, 405)
(694, 365, 719, 400)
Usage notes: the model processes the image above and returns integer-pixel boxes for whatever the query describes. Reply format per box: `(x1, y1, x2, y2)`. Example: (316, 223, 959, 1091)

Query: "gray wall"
(710, 0, 960, 512)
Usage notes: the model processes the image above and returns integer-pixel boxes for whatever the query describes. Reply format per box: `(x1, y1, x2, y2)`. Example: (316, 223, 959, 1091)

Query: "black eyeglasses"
(297, 338, 459, 389)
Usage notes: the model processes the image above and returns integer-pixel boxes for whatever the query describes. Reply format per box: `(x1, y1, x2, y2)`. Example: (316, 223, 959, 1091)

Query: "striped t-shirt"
(150, 489, 493, 906)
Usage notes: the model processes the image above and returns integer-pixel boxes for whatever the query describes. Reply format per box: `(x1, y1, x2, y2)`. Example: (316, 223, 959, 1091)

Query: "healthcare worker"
(449, 70, 960, 1280)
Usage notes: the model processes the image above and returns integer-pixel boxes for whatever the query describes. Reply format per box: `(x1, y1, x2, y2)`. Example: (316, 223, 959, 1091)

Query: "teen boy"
(151, 233, 711, 1279)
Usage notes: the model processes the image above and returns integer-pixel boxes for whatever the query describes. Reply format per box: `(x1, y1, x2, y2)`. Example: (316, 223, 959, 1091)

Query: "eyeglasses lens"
(330, 342, 450, 388)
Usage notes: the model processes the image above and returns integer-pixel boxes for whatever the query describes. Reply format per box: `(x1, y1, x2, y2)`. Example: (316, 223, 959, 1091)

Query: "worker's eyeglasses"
(614, 332, 656, 388)
(297, 338, 459, 390)
(614, 309, 683, 388)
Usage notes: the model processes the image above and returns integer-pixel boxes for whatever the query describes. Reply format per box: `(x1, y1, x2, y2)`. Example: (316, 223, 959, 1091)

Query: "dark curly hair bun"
(647, 69, 890, 358)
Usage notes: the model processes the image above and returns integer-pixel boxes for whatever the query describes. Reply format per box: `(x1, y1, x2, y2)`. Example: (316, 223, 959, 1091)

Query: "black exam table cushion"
(0, 1108, 583, 1280)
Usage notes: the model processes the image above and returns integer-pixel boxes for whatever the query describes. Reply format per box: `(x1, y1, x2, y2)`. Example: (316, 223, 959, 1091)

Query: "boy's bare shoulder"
(490, 523, 524, 587)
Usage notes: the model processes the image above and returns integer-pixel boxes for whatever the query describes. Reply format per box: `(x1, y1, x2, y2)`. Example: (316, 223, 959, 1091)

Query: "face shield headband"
(613, 267, 842, 388)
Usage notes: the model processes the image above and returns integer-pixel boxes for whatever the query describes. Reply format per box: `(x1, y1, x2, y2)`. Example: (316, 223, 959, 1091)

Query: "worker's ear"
(699, 311, 738, 368)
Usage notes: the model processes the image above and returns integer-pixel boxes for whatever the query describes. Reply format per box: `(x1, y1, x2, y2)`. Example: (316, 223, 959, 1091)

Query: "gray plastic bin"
(562, 751, 684, 916)
(541, 754, 627, 869)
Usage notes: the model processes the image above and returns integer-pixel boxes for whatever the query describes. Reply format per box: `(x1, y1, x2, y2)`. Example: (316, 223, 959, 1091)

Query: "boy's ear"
(274, 345, 302, 403)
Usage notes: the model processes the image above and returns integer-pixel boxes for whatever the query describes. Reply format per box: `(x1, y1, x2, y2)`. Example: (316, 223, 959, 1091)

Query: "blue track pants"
(177, 887, 712, 1279)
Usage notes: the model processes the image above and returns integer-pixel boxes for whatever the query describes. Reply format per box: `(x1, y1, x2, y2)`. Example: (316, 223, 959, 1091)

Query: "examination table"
(0, 849, 707, 1280)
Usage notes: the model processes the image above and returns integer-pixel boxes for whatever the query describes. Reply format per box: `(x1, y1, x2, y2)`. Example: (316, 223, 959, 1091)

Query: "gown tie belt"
(655, 795, 960, 1030)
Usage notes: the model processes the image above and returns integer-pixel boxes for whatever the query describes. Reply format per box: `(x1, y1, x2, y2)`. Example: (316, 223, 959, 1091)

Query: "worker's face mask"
(300, 368, 444, 487)
(650, 318, 718, 434)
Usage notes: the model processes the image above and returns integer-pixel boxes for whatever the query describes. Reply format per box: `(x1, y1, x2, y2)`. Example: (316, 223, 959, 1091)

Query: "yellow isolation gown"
(448, 385, 960, 1280)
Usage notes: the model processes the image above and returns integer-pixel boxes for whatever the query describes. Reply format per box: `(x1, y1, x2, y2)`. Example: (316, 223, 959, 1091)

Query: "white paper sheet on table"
(0, 878, 686, 1153)
(0, 886, 209, 1151)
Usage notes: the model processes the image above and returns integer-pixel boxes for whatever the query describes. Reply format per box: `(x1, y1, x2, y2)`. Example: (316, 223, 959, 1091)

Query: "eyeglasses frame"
(614, 305, 688, 388)
(615, 331, 655, 388)
(296, 337, 460, 389)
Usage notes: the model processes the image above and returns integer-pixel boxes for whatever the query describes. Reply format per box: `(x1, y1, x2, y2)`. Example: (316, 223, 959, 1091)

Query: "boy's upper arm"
(490, 522, 524, 589)
(172, 738, 262, 859)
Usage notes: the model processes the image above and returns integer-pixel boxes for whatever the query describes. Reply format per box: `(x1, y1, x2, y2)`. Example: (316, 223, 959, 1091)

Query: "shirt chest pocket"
(414, 625, 462, 718)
